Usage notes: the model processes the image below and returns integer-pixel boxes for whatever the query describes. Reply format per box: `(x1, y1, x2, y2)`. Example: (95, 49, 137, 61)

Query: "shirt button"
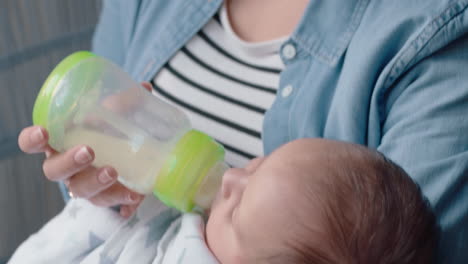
(281, 85, 293, 97)
(282, 44, 297, 60)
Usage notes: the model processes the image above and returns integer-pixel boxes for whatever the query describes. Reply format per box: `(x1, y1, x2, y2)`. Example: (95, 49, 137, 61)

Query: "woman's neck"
(226, 0, 309, 42)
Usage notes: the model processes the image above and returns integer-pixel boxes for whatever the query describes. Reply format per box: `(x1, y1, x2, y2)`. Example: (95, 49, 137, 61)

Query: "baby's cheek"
(206, 212, 226, 258)
(206, 215, 243, 263)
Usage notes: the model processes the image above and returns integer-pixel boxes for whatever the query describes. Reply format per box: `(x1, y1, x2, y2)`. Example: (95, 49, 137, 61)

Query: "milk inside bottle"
(32, 51, 228, 212)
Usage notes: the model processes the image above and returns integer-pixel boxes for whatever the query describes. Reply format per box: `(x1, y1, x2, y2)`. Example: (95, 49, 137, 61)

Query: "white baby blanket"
(9, 196, 219, 264)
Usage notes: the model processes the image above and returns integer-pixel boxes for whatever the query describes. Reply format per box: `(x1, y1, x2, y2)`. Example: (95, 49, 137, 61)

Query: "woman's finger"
(141, 82, 152, 92)
(42, 145, 94, 181)
(119, 203, 142, 218)
(67, 166, 118, 199)
(18, 126, 49, 153)
(100, 82, 152, 114)
(88, 182, 143, 208)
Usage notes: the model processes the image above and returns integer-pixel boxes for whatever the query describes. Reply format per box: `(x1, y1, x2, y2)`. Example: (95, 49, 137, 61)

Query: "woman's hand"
(17, 83, 155, 217)
(18, 125, 143, 218)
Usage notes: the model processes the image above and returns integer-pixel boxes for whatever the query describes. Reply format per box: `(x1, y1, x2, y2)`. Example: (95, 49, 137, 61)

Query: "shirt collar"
(291, 0, 370, 65)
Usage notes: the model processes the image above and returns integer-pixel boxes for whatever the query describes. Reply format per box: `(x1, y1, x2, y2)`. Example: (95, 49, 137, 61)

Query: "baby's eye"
(231, 207, 243, 239)
(231, 207, 238, 223)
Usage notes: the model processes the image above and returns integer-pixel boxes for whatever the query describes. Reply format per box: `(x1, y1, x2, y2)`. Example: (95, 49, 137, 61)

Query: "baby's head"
(206, 138, 438, 264)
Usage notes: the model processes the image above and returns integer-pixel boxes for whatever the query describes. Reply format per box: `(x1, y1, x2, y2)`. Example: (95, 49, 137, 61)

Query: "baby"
(206, 138, 439, 263)
(9, 138, 438, 264)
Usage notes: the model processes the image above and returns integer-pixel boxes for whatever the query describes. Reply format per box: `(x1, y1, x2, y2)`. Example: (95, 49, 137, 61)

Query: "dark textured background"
(0, 0, 101, 260)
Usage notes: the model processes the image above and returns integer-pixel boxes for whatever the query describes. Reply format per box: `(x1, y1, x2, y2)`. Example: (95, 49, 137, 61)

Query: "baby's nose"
(221, 168, 248, 199)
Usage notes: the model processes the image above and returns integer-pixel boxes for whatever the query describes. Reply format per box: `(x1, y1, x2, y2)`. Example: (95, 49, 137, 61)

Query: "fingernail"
(74, 147, 92, 164)
(120, 207, 129, 218)
(98, 169, 114, 184)
(31, 127, 44, 143)
(127, 193, 139, 203)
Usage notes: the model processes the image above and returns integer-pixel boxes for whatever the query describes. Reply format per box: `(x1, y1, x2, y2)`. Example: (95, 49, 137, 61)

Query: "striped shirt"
(151, 6, 285, 167)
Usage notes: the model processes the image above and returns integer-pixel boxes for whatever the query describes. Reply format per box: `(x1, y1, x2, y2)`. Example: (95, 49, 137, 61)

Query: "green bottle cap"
(154, 130, 225, 212)
(32, 51, 96, 129)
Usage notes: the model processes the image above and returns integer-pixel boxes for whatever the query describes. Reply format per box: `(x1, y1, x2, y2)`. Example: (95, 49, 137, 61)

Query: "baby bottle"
(32, 51, 229, 212)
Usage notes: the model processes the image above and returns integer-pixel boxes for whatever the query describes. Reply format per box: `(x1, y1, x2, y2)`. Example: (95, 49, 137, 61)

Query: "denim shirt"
(91, 0, 468, 262)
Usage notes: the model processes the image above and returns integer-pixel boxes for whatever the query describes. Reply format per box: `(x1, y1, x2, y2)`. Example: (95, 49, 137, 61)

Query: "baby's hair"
(265, 144, 439, 264)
